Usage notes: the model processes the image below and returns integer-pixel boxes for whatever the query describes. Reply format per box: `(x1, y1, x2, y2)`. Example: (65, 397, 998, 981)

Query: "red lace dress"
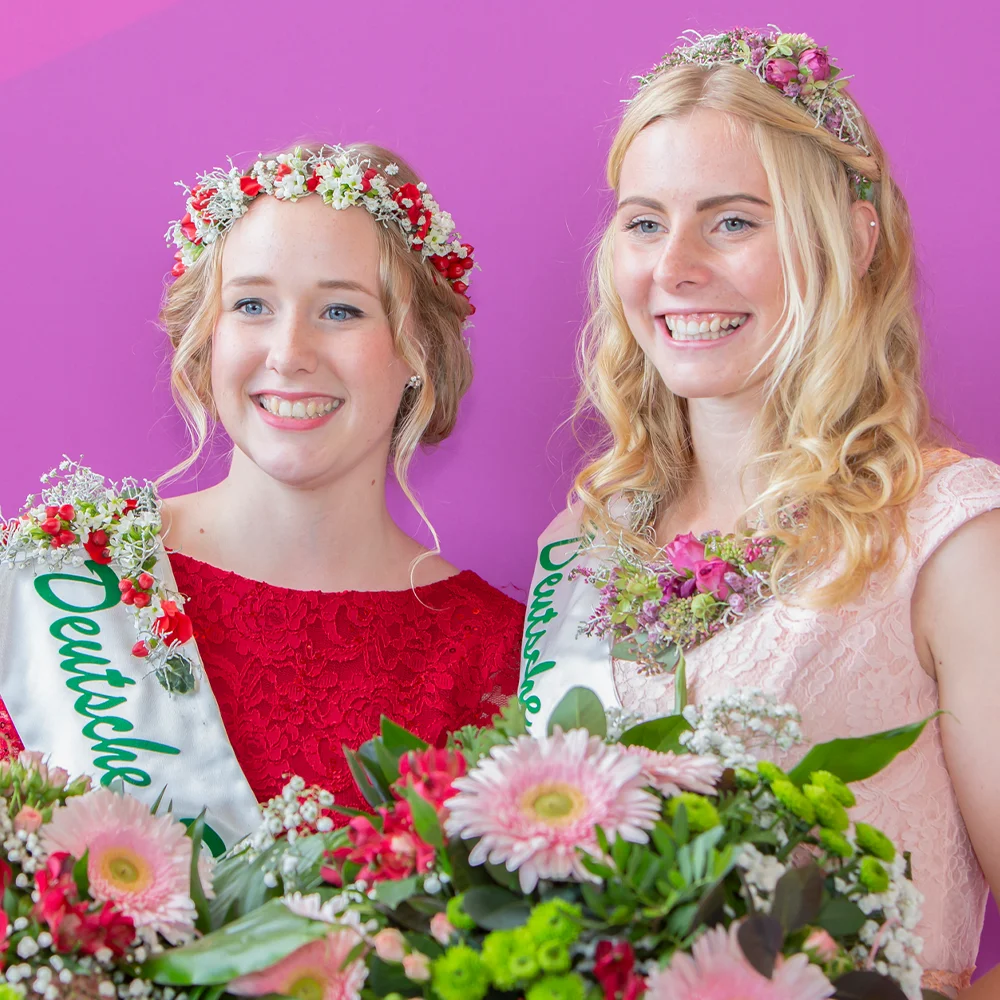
(0, 553, 525, 810)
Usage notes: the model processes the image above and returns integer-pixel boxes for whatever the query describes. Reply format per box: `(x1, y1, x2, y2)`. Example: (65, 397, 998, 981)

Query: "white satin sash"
(518, 512, 621, 735)
(0, 543, 261, 851)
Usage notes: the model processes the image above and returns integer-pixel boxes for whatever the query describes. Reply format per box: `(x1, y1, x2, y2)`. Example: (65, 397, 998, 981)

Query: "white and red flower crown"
(638, 28, 874, 198)
(166, 145, 476, 312)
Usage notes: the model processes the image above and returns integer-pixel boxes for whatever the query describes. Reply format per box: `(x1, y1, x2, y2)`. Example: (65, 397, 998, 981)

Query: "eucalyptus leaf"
(737, 915, 784, 979)
(546, 687, 607, 738)
(618, 714, 693, 753)
(373, 875, 421, 909)
(461, 885, 531, 929)
(143, 899, 330, 984)
(817, 897, 866, 936)
(831, 970, 907, 1000)
(787, 715, 940, 786)
(770, 863, 823, 933)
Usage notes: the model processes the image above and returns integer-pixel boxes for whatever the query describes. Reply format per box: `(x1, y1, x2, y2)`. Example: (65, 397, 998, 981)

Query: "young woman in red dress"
(0, 143, 524, 813)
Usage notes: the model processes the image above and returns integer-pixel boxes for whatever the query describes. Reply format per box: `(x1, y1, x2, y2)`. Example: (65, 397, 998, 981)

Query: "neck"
(167, 448, 429, 591)
(659, 389, 766, 539)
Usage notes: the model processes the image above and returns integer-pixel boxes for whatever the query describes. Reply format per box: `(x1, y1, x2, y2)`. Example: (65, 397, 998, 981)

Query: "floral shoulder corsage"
(572, 530, 780, 710)
(0, 458, 197, 694)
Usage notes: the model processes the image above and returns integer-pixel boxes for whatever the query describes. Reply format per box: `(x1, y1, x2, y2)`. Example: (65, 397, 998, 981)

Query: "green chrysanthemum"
(818, 828, 854, 858)
(859, 856, 890, 894)
(432, 945, 490, 1000)
(803, 784, 849, 831)
(854, 822, 896, 862)
(667, 792, 721, 832)
(771, 780, 816, 825)
(526, 899, 583, 946)
(508, 928, 541, 982)
(537, 940, 572, 974)
(734, 767, 760, 789)
(756, 761, 786, 785)
(526, 973, 587, 1000)
(481, 930, 519, 990)
(808, 770, 856, 807)
(446, 893, 476, 931)
(0, 986, 24, 1000)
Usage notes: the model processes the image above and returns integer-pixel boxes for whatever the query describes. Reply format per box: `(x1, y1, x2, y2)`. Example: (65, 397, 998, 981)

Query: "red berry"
(121, 589, 136, 606)
(462, 258, 474, 271)
(118, 579, 132, 593)
(58, 505, 75, 521)
(447, 263, 464, 279)
(91, 529, 108, 547)
(131, 642, 149, 658)
(133, 592, 150, 609)
(56, 530, 76, 546)
(452, 280, 468, 294)
(45, 506, 59, 519)
(137, 572, 155, 591)
(41, 518, 60, 535)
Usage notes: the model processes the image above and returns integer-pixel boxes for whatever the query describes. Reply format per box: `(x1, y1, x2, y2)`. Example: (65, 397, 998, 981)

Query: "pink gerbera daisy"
(443, 729, 660, 892)
(622, 747, 722, 796)
(229, 929, 368, 1000)
(41, 788, 201, 943)
(645, 924, 834, 1000)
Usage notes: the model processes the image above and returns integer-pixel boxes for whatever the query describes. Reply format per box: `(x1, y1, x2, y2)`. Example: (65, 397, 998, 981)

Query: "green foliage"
(618, 714, 693, 753)
(546, 688, 607, 739)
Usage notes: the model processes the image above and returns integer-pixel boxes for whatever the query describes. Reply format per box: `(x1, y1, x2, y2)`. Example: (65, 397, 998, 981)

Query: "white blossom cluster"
(835, 853, 924, 999)
(735, 842, 788, 912)
(680, 688, 803, 768)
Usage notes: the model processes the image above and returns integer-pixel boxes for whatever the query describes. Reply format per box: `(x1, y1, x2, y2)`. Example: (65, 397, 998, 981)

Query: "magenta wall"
(3, 0, 998, 968)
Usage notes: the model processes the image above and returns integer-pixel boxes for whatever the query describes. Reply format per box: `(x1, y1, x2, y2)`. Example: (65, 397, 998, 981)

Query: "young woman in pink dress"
(521, 30, 1000, 997)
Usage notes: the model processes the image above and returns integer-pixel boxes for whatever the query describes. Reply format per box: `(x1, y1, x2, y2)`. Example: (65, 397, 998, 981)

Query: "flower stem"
(674, 651, 688, 715)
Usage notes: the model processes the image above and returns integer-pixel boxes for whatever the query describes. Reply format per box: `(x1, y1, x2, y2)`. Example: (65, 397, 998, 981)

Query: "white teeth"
(662, 314, 749, 341)
(257, 395, 342, 419)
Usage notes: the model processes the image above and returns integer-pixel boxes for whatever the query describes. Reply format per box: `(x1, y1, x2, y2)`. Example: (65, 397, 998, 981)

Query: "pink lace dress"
(612, 457, 1000, 992)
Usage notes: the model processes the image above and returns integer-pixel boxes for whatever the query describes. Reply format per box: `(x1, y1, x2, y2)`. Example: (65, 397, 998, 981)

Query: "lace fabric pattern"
(0, 557, 525, 815)
(614, 457, 1000, 975)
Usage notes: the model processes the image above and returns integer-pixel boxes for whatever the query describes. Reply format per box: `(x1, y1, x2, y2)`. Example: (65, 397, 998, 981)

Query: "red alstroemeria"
(240, 176, 262, 197)
(360, 167, 378, 193)
(330, 801, 436, 883)
(84, 529, 112, 565)
(274, 163, 292, 179)
(396, 747, 466, 812)
(189, 184, 217, 213)
(594, 941, 646, 1000)
(74, 900, 136, 957)
(180, 212, 199, 242)
(152, 599, 194, 645)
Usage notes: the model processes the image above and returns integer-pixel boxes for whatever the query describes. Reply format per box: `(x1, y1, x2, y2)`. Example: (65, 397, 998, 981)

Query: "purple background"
(3, 0, 998, 970)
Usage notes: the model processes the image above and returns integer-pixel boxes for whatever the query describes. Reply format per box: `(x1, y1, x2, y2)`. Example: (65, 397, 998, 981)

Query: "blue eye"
(323, 304, 362, 322)
(625, 218, 661, 235)
(234, 298, 266, 316)
(720, 217, 754, 233)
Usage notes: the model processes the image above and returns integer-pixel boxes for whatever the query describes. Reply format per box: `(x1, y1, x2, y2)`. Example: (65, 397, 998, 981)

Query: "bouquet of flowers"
(0, 751, 214, 1000)
(573, 531, 779, 712)
(145, 692, 942, 1000)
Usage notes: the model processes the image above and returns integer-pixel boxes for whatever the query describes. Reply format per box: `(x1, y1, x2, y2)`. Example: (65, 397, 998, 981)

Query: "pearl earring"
(869, 220, 876, 227)
(406, 375, 423, 389)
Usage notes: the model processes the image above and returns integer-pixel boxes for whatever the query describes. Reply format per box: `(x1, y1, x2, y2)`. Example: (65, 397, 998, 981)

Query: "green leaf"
(611, 641, 640, 662)
(380, 717, 429, 755)
(817, 897, 866, 936)
(185, 811, 213, 935)
(374, 739, 401, 784)
(72, 851, 90, 899)
(672, 802, 690, 845)
(461, 886, 531, 929)
(787, 714, 940, 786)
(342, 745, 390, 808)
(397, 785, 444, 849)
(546, 687, 607, 738)
(831, 970, 908, 1000)
(619, 714, 692, 753)
(484, 859, 523, 893)
(367, 956, 416, 996)
(357, 740, 393, 796)
(143, 899, 330, 984)
(737, 915, 784, 979)
(373, 875, 421, 910)
(770, 863, 823, 934)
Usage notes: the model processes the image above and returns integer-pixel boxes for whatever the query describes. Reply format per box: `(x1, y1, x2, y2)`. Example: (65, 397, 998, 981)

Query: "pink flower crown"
(638, 28, 873, 198)
(166, 145, 476, 313)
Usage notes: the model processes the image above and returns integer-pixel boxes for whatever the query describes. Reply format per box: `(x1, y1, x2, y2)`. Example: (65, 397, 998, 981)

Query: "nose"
(265, 312, 319, 376)
(652, 229, 713, 291)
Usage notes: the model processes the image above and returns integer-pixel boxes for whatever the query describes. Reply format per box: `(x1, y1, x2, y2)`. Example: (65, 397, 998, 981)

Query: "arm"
(911, 508, 1000, 997)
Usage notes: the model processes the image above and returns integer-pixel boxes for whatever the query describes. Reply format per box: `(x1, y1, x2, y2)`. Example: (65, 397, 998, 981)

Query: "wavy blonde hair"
(158, 142, 473, 548)
(574, 64, 935, 606)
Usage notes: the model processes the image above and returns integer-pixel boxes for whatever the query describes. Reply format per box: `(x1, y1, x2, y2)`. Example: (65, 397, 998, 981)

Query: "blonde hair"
(158, 142, 473, 548)
(574, 64, 934, 607)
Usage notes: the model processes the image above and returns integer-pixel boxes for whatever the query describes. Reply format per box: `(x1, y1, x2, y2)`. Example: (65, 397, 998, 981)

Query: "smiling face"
(211, 195, 413, 489)
(612, 108, 786, 403)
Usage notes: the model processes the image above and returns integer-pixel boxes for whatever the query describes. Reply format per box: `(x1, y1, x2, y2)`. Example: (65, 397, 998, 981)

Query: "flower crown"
(638, 28, 873, 194)
(166, 145, 476, 312)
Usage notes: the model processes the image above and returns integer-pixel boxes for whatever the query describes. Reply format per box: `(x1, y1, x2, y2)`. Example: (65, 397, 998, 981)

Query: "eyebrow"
(223, 275, 377, 296)
(617, 193, 771, 212)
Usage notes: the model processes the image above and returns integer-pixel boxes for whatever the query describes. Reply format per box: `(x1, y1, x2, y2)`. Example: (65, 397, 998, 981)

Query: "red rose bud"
(132, 592, 150, 609)
(798, 47, 831, 81)
(131, 641, 149, 658)
(306, 174, 321, 192)
(274, 163, 292, 179)
(180, 213, 198, 242)
(137, 572, 155, 591)
(45, 506, 59, 519)
(764, 57, 799, 89)
(240, 176, 262, 197)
